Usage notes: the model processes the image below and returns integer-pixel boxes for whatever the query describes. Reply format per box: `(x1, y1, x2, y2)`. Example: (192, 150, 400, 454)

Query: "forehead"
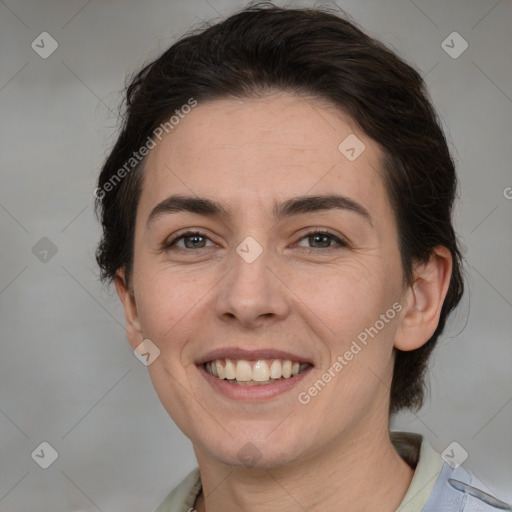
(139, 92, 391, 222)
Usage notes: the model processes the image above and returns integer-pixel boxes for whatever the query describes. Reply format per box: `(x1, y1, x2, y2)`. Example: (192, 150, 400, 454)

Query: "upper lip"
(195, 347, 314, 366)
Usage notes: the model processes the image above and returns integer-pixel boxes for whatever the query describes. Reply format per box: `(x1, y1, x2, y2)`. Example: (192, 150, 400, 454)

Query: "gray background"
(0, 0, 511, 510)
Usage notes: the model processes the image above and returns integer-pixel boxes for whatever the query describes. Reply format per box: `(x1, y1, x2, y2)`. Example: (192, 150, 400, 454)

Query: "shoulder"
(423, 461, 511, 511)
(153, 468, 202, 512)
(391, 431, 511, 512)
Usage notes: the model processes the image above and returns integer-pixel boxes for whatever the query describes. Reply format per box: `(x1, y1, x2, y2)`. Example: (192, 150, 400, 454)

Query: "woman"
(94, 4, 511, 511)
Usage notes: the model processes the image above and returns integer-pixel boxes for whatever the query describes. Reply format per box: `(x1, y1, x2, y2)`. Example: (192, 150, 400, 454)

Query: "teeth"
(205, 358, 309, 384)
(224, 358, 236, 380)
(235, 360, 252, 381)
(270, 360, 282, 379)
(253, 360, 270, 381)
(215, 360, 225, 379)
(282, 360, 292, 378)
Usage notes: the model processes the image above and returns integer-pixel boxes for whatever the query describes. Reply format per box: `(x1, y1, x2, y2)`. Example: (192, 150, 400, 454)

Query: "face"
(119, 92, 411, 469)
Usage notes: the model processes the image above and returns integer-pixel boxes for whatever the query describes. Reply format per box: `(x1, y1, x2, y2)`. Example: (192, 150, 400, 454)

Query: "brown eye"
(182, 234, 208, 249)
(296, 230, 347, 250)
(308, 234, 333, 248)
(164, 230, 214, 250)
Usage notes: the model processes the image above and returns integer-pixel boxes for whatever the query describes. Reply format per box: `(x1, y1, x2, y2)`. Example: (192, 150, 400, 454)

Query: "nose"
(214, 240, 291, 330)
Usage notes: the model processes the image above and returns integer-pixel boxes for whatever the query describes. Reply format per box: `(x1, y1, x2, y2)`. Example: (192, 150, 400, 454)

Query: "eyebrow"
(146, 193, 373, 227)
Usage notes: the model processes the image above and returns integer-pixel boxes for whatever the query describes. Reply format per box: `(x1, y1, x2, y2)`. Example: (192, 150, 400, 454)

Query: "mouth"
(204, 358, 312, 386)
(196, 348, 314, 400)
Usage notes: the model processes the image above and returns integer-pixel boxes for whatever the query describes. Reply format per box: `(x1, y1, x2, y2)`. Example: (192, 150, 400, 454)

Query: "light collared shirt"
(153, 431, 509, 511)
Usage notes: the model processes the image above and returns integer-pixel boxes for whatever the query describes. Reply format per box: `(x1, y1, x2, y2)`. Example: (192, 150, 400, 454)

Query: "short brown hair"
(95, 3, 465, 415)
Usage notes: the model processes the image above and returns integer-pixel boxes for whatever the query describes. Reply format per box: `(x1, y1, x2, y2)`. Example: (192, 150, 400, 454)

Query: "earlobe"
(394, 246, 453, 351)
(114, 268, 143, 349)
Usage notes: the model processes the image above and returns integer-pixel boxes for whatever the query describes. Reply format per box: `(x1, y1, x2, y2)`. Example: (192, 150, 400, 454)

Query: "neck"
(193, 428, 414, 512)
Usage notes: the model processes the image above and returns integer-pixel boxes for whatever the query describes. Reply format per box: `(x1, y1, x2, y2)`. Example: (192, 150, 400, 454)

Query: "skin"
(115, 92, 452, 511)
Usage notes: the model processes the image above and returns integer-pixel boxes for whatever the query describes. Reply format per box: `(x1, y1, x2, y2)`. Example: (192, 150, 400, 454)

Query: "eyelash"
(163, 229, 348, 253)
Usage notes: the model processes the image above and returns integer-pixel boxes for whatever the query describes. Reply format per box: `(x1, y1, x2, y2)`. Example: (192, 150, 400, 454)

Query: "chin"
(194, 427, 311, 469)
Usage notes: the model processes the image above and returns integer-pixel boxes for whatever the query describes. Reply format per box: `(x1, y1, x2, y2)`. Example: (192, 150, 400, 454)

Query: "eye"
(163, 229, 347, 252)
(164, 230, 215, 250)
(295, 230, 348, 250)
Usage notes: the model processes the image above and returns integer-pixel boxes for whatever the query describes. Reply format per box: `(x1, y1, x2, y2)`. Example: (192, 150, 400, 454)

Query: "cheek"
(134, 270, 207, 351)
(145, 360, 198, 440)
(302, 263, 400, 387)
(301, 263, 390, 333)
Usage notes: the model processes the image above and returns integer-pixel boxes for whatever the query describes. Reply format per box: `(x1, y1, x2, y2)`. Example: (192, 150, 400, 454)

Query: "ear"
(114, 267, 143, 350)
(394, 246, 453, 351)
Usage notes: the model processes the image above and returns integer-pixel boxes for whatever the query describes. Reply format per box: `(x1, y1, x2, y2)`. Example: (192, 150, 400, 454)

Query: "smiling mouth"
(204, 358, 312, 386)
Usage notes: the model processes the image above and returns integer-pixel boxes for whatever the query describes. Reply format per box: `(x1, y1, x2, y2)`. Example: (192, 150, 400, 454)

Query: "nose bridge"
(214, 234, 289, 325)
(229, 235, 274, 298)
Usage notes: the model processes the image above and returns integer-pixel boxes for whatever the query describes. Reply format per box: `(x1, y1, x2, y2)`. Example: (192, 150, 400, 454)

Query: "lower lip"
(197, 364, 313, 401)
